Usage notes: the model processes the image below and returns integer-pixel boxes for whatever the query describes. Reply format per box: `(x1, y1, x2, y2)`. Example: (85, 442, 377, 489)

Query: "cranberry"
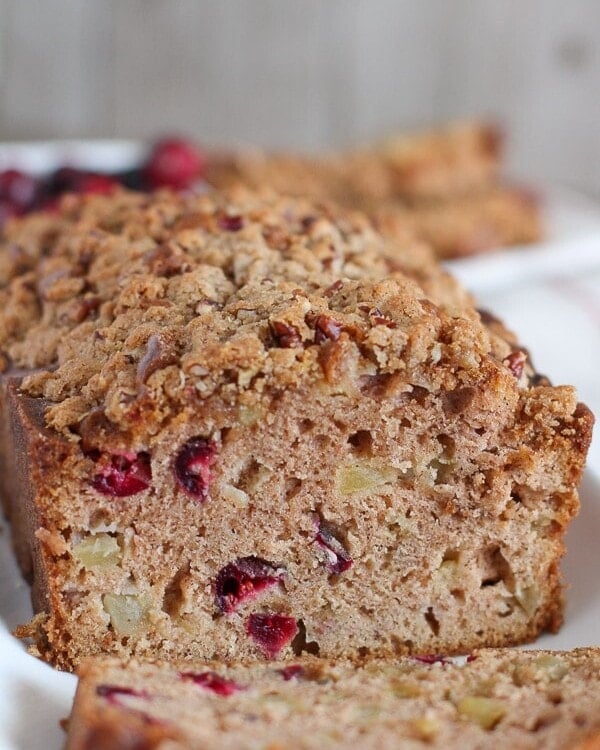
(180, 671, 243, 696)
(300, 215, 316, 231)
(0, 199, 20, 227)
(96, 685, 147, 704)
(215, 556, 285, 614)
(246, 613, 298, 659)
(117, 167, 147, 191)
(144, 138, 205, 190)
(504, 350, 526, 379)
(217, 214, 244, 232)
(37, 197, 61, 215)
(0, 169, 39, 210)
(91, 451, 152, 497)
(77, 174, 119, 195)
(315, 519, 352, 574)
(49, 168, 119, 196)
(174, 437, 216, 501)
(278, 664, 304, 681)
(412, 654, 448, 665)
(466, 653, 479, 663)
(49, 167, 88, 194)
(270, 320, 303, 348)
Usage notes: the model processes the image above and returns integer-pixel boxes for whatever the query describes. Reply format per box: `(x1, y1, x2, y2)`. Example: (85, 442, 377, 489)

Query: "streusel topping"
(0, 188, 500, 442)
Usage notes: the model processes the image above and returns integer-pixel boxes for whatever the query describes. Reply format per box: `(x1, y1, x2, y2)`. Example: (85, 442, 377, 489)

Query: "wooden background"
(1, 0, 600, 194)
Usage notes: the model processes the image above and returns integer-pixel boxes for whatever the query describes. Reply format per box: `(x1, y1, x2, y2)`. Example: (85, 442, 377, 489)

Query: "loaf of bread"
(204, 121, 543, 259)
(65, 649, 600, 749)
(372, 186, 542, 259)
(205, 121, 502, 204)
(0, 188, 591, 670)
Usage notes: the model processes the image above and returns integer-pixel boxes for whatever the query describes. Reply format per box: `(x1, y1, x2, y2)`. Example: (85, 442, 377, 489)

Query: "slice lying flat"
(65, 649, 600, 749)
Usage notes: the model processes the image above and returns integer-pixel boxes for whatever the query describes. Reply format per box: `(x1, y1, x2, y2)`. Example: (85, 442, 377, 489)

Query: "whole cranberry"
(0, 169, 39, 210)
(49, 167, 89, 194)
(0, 199, 20, 228)
(217, 214, 244, 232)
(96, 685, 147, 704)
(278, 664, 304, 681)
(412, 654, 448, 665)
(144, 138, 205, 190)
(117, 167, 147, 191)
(77, 174, 120, 195)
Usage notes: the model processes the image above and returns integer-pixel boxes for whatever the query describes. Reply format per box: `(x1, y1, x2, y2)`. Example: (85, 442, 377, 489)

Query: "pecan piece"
(270, 320, 303, 348)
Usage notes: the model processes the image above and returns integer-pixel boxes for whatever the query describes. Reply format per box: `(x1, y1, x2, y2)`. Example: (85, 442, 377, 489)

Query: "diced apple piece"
(238, 404, 265, 426)
(535, 654, 569, 681)
(221, 483, 249, 508)
(103, 593, 151, 636)
(73, 533, 121, 569)
(515, 584, 539, 617)
(391, 680, 422, 698)
(412, 715, 439, 740)
(456, 696, 506, 730)
(336, 461, 395, 495)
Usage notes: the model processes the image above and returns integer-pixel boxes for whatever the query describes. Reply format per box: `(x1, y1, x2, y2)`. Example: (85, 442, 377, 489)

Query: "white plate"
(0, 140, 146, 176)
(0, 141, 598, 749)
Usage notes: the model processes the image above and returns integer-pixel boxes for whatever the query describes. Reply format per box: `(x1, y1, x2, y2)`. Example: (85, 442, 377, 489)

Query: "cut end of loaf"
(0, 188, 591, 670)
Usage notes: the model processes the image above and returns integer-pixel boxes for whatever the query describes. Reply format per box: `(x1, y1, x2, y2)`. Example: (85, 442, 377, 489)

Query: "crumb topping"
(0, 187, 507, 443)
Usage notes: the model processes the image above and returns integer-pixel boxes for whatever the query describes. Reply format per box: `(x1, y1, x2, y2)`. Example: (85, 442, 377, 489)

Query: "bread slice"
(205, 121, 502, 204)
(372, 186, 543, 260)
(0, 188, 591, 670)
(204, 122, 542, 259)
(65, 649, 600, 749)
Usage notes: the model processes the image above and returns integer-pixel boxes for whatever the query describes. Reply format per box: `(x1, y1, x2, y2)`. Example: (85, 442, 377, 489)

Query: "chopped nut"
(269, 320, 303, 348)
(312, 314, 342, 344)
(504, 350, 527, 380)
(35, 528, 68, 556)
(137, 333, 178, 384)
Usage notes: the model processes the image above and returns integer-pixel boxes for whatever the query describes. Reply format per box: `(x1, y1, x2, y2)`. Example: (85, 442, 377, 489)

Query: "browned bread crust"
(65, 649, 600, 749)
(0, 188, 591, 670)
